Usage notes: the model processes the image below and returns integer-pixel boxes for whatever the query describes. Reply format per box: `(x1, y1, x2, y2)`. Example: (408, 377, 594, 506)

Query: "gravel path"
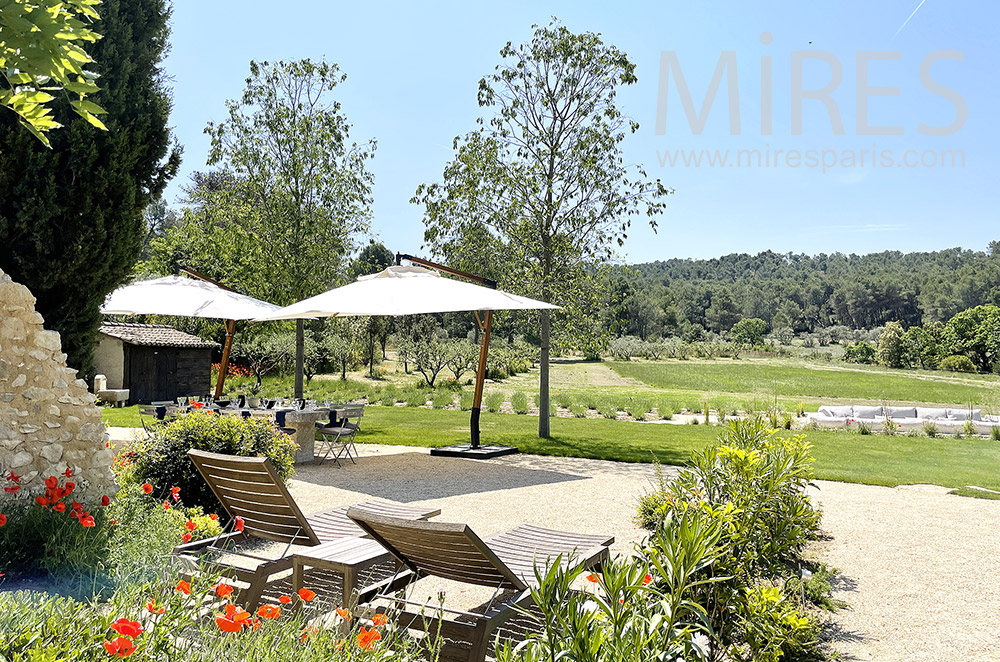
(808, 480, 1000, 661)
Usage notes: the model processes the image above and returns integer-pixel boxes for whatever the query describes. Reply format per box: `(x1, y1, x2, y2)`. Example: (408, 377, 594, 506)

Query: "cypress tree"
(0, 0, 181, 377)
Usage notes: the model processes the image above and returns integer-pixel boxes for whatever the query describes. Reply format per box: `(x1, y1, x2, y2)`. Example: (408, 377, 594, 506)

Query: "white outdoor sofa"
(808, 405, 1000, 434)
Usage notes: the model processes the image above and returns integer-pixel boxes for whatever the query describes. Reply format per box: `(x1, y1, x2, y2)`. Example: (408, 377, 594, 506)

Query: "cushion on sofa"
(852, 405, 884, 419)
(885, 406, 916, 419)
(819, 405, 853, 417)
(946, 409, 970, 420)
(916, 407, 949, 420)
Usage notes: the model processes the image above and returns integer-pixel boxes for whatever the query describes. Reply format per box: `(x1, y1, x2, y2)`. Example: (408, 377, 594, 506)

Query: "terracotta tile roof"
(99, 322, 219, 349)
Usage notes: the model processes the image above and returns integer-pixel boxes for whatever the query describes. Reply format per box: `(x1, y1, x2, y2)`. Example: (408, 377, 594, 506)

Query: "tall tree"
(415, 21, 671, 437)
(0, 0, 180, 376)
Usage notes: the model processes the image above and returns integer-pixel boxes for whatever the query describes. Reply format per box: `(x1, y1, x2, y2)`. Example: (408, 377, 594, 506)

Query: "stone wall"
(0, 268, 116, 500)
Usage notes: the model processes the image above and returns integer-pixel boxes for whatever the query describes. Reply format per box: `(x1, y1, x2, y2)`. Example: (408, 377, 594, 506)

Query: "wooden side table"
(292, 537, 394, 609)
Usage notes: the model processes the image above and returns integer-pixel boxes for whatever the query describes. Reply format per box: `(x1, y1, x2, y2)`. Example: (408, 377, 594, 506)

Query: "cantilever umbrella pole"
(214, 319, 237, 398)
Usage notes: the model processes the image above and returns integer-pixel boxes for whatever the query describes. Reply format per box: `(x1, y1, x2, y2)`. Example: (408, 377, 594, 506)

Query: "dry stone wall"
(0, 268, 116, 500)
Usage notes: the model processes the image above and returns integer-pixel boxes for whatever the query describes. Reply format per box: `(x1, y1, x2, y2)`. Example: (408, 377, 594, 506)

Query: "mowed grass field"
(102, 404, 1000, 494)
(607, 359, 1000, 408)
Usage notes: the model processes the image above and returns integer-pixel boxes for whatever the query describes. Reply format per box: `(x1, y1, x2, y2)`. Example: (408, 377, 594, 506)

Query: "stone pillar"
(0, 268, 116, 500)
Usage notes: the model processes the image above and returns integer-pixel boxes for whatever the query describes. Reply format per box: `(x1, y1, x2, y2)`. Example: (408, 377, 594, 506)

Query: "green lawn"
(607, 359, 1000, 407)
(103, 404, 1000, 494)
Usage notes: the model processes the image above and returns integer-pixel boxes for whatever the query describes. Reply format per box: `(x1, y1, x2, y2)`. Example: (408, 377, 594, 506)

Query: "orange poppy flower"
(215, 583, 234, 599)
(642, 573, 653, 586)
(215, 613, 242, 633)
(110, 618, 144, 638)
(209, 513, 218, 521)
(278, 595, 292, 604)
(257, 604, 281, 619)
(181, 532, 192, 543)
(234, 516, 245, 532)
(335, 607, 351, 621)
(356, 626, 382, 650)
(301, 626, 319, 641)
(146, 600, 166, 614)
(586, 574, 600, 583)
(176, 579, 191, 594)
(162, 501, 170, 510)
(297, 588, 316, 602)
(80, 515, 95, 527)
(170, 486, 181, 502)
(184, 519, 197, 531)
(371, 613, 388, 626)
(141, 483, 153, 494)
(103, 637, 136, 658)
(216, 603, 252, 632)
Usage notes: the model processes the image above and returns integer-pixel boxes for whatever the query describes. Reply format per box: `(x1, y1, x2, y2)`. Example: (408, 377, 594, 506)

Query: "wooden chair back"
(188, 449, 320, 546)
(347, 508, 527, 591)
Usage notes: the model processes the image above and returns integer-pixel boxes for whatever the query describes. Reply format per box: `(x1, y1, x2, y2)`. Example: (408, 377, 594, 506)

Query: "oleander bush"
(125, 412, 296, 514)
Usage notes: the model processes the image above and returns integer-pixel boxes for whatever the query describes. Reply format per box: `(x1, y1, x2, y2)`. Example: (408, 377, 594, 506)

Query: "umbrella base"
(429, 444, 519, 459)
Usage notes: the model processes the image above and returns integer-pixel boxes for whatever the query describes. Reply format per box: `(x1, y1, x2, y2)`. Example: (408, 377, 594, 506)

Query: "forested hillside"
(609, 243, 1000, 338)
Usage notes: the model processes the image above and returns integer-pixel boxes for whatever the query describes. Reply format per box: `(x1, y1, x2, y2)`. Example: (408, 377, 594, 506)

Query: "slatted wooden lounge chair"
(173, 449, 440, 609)
(347, 508, 614, 662)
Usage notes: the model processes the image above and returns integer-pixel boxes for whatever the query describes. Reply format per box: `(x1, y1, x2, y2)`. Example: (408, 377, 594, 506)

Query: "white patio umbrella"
(257, 262, 560, 457)
(101, 273, 282, 397)
(257, 265, 558, 320)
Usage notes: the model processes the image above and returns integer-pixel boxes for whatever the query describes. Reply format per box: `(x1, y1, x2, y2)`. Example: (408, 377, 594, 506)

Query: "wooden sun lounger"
(347, 508, 614, 662)
(173, 449, 440, 609)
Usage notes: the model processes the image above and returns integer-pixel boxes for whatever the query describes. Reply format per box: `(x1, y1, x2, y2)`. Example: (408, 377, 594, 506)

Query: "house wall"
(93, 334, 124, 388)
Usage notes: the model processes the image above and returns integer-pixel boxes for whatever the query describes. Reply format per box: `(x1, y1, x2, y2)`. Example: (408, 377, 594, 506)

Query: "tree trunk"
(294, 319, 304, 399)
(538, 308, 551, 438)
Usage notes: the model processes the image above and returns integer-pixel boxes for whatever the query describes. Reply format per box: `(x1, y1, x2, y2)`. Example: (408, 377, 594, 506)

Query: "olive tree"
(415, 21, 671, 436)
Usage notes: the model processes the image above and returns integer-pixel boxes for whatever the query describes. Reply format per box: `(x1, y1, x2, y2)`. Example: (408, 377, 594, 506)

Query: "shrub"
(569, 404, 587, 418)
(843, 341, 877, 364)
(403, 388, 428, 407)
(126, 412, 296, 514)
(597, 401, 619, 419)
(431, 390, 454, 408)
(510, 391, 529, 414)
(854, 420, 873, 435)
(781, 412, 794, 430)
(963, 419, 978, 437)
(923, 421, 938, 438)
(992, 425, 1000, 442)
(459, 391, 475, 411)
(882, 419, 899, 436)
(625, 398, 651, 421)
(940, 354, 977, 373)
(555, 392, 573, 409)
(484, 391, 504, 413)
(657, 403, 674, 420)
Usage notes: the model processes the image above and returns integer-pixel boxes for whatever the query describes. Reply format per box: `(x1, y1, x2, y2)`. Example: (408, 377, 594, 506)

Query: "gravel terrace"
(286, 443, 1000, 661)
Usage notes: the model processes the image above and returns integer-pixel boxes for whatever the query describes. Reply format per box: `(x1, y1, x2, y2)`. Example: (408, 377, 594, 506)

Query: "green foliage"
(0, 0, 106, 145)
(403, 388, 428, 407)
(877, 321, 907, 368)
(940, 354, 977, 373)
(0, 0, 180, 376)
(731, 317, 768, 347)
(124, 411, 296, 513)
(853, 420, 872, 435)
(484, 391, 504, 413)
(658, 402, 674, 420)
(738, 584, 820, 662)
(923, 421, 939, 438)
(569, 403, 587, 418)
(510, 391, 529, 414)
(843, 341, 877, 364)
(786, 563, 849, 612)
(943, 305, 1000, 373)
(459, 391, 474, 411)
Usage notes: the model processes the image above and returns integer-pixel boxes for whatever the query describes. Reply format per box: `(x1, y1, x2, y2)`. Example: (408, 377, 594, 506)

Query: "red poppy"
(103, 637, 136, 658)
(176, 579, 191, 594)
(356, 626, 382, 650)
(64, 482, 75, 494)
(250, 617, 262, 632)
(44, 476, 58, 490)
(101, 495, 111, 506)
(110, 618, 144, 638)
(62, 468, 73, 478)
(184, 519, 196, 531)
(209, 513, 218, 521)
(71, 501, 83, 512)
(141, 483, 153, 494)
(371, 613, 388, 626)
(278, 595, 292, 604)
(181, 532, 192, 543)
(642, 574, 653, 586)
(301, 626, 319, 641)
(0, 513, 6, 527)
(3, 485, 20, 494)
(586, 574, 600, 583)
(80, 515, 96, 527)
(36, 496, 49, 507)
(215, 583, 234, 599)
(335, 607, 351, 621)
(170, 486, 181, 502)
(146, 600, 166, 614)
(234, 516, 245, 532)
(215, 603, 252, 633)
(297, 588, 316, 602)
(53, 502, 66, 513)
(257, 604, 281, 619)
(6, 471, 19, 483)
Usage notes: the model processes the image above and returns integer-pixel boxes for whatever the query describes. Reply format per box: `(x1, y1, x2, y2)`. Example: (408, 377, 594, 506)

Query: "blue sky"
(161, 1, 998, 262)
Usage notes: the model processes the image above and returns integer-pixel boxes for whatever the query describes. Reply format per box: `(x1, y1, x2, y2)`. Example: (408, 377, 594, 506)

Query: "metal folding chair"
(315, 405, 364, 466)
